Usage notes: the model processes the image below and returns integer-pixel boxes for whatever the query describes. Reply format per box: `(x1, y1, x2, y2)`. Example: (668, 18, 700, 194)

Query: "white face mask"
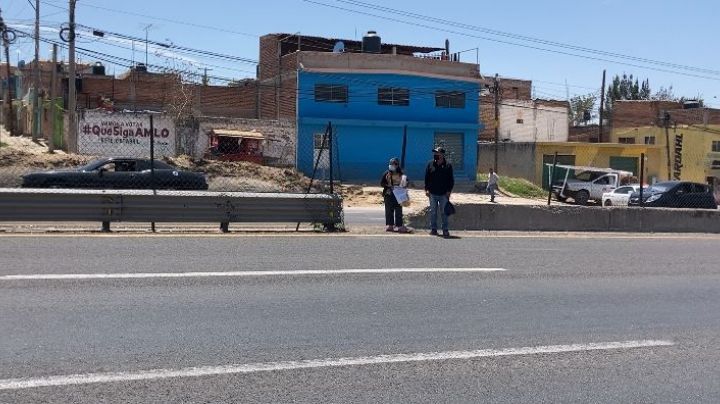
(389, 165, 398, 172)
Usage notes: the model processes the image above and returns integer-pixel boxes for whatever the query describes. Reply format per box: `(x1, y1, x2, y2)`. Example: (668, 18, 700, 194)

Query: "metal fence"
(0, 112, 340, 196)
(479, 134, 720, 210)
(0, 112, 345, 230)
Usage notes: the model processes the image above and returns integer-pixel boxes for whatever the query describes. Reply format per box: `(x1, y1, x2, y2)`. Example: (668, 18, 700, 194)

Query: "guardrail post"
(101, 221, 111, 232)
(220, 222, 229, 233)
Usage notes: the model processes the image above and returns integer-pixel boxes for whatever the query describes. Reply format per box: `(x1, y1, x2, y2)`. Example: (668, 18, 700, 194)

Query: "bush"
(478, 173, 547, 199)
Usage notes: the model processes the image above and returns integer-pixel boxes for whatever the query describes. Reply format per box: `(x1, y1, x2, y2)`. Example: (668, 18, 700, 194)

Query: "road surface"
(1, 234, 719, 403)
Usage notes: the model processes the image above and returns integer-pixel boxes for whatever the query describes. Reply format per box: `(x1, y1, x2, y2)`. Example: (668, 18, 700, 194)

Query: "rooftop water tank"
(362, 31, 381, 53)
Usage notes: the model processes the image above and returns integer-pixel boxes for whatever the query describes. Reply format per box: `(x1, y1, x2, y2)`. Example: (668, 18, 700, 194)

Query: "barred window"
(314, 84, 348, 103)
(619, 137, 636, 144)
(644, 136, 656, 145)
(378, 88, 410, 106)
(435, 91, 466, 108)
(712, 141, 720, 152)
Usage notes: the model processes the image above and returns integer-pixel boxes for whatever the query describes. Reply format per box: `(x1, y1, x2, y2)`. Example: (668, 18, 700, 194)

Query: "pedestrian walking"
(425, 147, 454, 238)
(488, 168, 499, 203)
(381, 158, 409, 233)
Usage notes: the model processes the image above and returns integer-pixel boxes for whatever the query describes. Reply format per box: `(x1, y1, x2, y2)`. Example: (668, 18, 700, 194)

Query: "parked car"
(551, 165, 634, 205)
(628, 181, 718, 209)
(21, 158, 209, 190)
(602, 184, 643, 206)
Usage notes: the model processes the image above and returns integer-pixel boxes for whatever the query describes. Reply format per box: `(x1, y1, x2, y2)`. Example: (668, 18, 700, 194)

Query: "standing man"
(425, 147, 454, 238)
(488, 168, 499, 203)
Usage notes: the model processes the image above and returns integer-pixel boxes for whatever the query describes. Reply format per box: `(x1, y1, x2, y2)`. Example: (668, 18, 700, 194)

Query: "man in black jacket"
(424, 147, 454, 238)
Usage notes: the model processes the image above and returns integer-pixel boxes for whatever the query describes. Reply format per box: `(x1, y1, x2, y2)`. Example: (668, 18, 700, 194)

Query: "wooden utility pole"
(598, 69, 606, 143)
(1, 8, 17, 137)
(67, 0, 78, 152)
(664, 112, 672, 180)
(493, 73, 500, 171)
(49, 43, 57, 152)
(32, 0, 40, 140)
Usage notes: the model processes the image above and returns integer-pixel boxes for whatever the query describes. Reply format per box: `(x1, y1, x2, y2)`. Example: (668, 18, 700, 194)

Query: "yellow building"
(532, 142, 663, 188)
(611, 125, 720, 184)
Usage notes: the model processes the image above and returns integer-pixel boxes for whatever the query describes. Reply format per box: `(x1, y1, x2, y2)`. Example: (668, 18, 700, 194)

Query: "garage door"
(609, 156, 638, 176)
(434, 133, 464, 168)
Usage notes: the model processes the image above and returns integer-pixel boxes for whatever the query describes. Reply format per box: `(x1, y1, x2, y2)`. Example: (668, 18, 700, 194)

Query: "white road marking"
(0, 340, 673, 390)
(0, 268, 506, 281)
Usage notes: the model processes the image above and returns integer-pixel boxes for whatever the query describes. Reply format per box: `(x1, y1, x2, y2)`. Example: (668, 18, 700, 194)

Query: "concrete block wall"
(409, 204, 720, 233)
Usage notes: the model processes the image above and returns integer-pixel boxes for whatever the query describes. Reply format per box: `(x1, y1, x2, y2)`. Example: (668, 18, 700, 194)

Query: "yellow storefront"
(611, 125, 720, 183)
(533, 142, 663, 188)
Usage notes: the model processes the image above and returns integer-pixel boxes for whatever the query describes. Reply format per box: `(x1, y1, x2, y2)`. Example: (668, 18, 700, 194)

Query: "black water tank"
(362, 31, 381, 53)
(92, 62, 105, 75)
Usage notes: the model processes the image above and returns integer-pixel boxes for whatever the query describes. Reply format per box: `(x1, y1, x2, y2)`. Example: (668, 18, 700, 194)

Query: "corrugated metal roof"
(211, 129, 265, 139)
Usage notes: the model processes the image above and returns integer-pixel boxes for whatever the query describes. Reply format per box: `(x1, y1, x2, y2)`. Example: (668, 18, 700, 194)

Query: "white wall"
(499, 100, 569, 142)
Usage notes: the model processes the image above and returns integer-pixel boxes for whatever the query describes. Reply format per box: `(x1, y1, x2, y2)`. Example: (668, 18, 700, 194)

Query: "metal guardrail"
(0, 189, 343, 232)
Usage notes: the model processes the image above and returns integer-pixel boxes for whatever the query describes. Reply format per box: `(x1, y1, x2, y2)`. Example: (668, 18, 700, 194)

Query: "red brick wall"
(612, 100, 682, 127)
(259, 35, 281, 81)
(258, 74, 297, 120)
(191, 84, 258, 118)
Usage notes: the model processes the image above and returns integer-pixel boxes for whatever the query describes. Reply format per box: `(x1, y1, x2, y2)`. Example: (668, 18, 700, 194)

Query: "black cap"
(432, 147, 446, 154)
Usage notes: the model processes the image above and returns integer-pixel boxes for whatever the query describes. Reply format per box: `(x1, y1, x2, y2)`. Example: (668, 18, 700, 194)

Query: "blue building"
(293, 47, 483, 184)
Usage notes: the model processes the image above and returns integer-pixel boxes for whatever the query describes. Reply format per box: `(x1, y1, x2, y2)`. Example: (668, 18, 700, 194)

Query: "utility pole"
(663, 112, 672, 180)
(1, 8, 17, 137)
(32, 0, 40, 141)
(493, 73, 500, 171)
(67, 0, 78, 152)
(49, 43, 57, 152)
(143, 24, 152, 66)
(598, 69, 606, 143)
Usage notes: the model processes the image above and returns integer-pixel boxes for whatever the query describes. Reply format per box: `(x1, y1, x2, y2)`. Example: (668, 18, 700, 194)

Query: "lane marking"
(1, 233, 719, 240)
(0, 268, 507, 281)
(0, 340, 673, 390)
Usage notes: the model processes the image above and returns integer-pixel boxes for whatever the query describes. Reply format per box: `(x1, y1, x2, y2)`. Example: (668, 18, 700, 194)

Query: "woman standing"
(381, 158, 409, 233)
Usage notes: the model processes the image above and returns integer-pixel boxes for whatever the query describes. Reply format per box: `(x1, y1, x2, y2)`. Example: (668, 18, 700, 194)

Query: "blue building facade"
(297, 71, 481, 183)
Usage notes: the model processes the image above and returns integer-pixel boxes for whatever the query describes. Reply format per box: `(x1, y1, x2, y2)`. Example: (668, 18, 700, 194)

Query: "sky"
(4, 0, 720, 108)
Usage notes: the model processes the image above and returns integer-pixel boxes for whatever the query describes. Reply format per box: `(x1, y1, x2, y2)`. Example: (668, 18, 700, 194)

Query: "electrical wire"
(302, 0, 720, 82)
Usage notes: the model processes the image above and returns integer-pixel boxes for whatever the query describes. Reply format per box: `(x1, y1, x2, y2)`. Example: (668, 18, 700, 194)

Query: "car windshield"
(79, 160, 175, 171)
(574, 171, 597, 181)
(78, 160, 106, 171)
(648, 183, 673, 193)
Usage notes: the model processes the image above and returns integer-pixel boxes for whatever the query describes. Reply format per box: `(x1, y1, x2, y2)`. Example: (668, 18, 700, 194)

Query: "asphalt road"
(1, 234, 719, 403)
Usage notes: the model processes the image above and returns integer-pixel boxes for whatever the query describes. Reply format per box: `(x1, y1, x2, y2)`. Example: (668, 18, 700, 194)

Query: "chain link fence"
(480, 134, 720, 210)
(0, 111, 342, 198)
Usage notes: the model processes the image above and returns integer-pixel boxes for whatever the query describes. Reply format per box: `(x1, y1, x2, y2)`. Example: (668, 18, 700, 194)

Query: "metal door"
(434, 133, 464, 168)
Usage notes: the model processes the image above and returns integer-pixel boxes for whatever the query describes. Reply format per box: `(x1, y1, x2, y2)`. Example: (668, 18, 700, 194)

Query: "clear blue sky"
(5, 0, 720, 107)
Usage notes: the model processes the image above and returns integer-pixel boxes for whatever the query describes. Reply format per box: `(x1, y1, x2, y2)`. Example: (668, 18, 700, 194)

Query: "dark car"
(21, 158, 209, 190)
(628, 181, 718, 210)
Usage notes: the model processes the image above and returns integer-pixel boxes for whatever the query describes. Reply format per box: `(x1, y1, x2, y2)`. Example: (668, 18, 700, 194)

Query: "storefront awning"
(211, 129, 265, 140)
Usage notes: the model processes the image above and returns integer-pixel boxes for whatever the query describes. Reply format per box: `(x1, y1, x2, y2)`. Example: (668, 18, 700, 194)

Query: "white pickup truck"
(549, 165, 634, 205)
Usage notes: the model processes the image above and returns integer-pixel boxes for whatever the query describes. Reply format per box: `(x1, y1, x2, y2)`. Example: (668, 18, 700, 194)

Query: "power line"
(38, 0, 258, 38)
(333, 0, 720, 77)
(302, 0, 720, 82)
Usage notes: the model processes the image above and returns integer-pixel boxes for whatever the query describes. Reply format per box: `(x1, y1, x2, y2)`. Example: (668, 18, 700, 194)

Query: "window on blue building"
(378, 88, 410, 106)
(315, 84, 348, 103)
(435, 91, 466, 108)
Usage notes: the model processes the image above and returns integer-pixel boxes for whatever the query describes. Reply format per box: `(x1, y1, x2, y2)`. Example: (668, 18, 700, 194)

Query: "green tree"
(569, 93, 598, 126)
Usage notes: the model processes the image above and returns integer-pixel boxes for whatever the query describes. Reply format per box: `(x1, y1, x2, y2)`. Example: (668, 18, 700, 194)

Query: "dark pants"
(384, 193, 403, 226)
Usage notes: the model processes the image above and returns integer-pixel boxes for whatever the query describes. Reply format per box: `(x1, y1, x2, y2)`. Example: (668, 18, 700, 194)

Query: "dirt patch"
(164, 155, 318, 193)
(0, 136, 320, 192)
